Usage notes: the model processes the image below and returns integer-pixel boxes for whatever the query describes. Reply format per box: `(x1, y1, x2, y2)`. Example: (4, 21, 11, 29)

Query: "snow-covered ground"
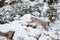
(0, 0, 60, 40)
(0, 14, 60, 40)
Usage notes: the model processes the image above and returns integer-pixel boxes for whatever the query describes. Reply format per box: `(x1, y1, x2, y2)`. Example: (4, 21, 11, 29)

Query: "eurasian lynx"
(29, 17, 49, 31)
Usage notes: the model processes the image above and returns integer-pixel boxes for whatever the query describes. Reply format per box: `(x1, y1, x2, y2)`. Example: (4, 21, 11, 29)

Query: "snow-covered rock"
(0, 36, 7, 40)
(40, 3, 49, 17)
(13, 28, 29, 40)
(24, 37, 36, 40)
(2, 5, 13, 12)
(39, 34, 50, 40)
(0, 0, 60, 40)
(26, 27, 41, 38)
(32, 11, 40, 17)
(20, 14, 32, 21)
(0, 14, 60, 40)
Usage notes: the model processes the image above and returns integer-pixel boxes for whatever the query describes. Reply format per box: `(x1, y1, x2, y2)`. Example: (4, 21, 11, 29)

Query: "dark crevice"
(26, 24, 37, 29)
(36, 34, 41, 40)
(30, 0, 35, 2)
(0, 0, 5, 7)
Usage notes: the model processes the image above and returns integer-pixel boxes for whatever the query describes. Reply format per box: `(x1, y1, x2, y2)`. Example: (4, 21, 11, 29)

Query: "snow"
(40, 3, 49, 17)
(5, 0, 11, 3)
(27, 28, 41, 38)
(0, 36, 7, 40)
(2, 5, 13, 12)
(20, 14, 32, 21)
(0, 14, 59, 40)
(39, 17, 50, 22)
(0, 0, 60, 40)
(0, 14, 60, 40)
(39, 34, 50, 40)
(32, 11, 40, 17)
